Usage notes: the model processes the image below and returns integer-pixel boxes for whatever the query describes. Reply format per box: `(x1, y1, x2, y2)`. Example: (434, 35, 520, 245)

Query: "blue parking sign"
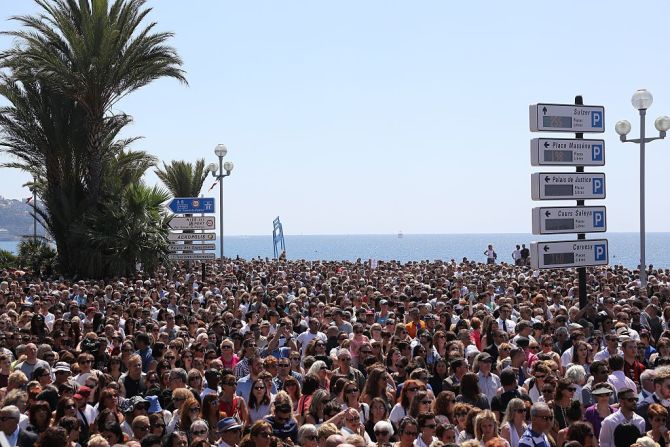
(592, 144, 603, 161)
(594, 244, 607, 261)
(593, 211, 605, 228)
(591, 111, 603, 128)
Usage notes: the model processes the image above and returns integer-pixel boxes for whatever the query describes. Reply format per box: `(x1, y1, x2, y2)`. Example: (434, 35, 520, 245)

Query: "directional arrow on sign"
(544, 245, 550, 252)
(545, 176, 550, 183)
(545, 211, 551, 217)
(544, 141, 550, 148)
(542, 106, 547, 115)
(168, 232, 216, 241)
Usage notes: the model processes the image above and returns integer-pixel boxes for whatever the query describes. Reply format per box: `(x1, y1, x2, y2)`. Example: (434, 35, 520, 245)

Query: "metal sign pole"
(575, 95, 588, 309)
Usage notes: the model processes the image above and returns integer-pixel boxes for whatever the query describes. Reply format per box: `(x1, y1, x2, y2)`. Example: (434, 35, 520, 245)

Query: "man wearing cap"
(217, 417, 242, 447)
(74, 385, 98, 430)
(476, 352, 500, 404)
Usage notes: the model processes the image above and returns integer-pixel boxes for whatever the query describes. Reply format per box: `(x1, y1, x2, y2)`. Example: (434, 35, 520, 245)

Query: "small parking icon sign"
(595, 244, 607, 261)
(592, 111, 603, 128)
(593, 211, 605, 228)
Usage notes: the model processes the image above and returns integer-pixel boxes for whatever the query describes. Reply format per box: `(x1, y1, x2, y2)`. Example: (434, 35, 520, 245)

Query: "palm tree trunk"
(86, 118, 104, 204)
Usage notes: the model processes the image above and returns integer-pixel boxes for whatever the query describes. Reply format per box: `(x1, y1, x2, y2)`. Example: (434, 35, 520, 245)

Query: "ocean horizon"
(1, 232, 667, 269)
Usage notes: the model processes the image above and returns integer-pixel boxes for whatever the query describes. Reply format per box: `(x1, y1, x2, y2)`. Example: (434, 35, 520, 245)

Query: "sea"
(2, 233, 668, 269)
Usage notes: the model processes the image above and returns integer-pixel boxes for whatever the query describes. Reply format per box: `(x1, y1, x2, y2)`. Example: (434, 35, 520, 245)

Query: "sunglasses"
(375, 431, 390, 436)
(535, 415, 553, 421)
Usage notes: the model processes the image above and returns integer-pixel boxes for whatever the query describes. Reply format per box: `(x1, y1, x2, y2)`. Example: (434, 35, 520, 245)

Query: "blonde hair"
(474, 410, 499, 441)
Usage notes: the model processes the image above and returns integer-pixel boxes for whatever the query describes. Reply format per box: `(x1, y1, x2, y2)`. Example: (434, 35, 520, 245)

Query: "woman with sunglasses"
(396, 416, 419, 447)
(218, 340, 239, 370)
(390, 379, 425, 424)
(178, 350, 193, 372)
(148, 413, 166, 438)
(177, 397, 201, 438)
(52, 397, 78, 426)
(283, 376, 301, 413)
(365, 398, 390, 442)
(304, 389, 329, 425)
(240, 421, 272, 447)
(218, 374, 248, 423)
(583, 383, 615, 439)
(452, 402, 472, 438)
(523, 362, 551, 403)
(645, 403, 670, 447)
(342, 380, 369, 424)
(553, 378, 576, 431)
(187, 369, 204, 394)
(247, 378, 272, 425)
(500, 398, 527, 447)
(307, 360, 330, 390)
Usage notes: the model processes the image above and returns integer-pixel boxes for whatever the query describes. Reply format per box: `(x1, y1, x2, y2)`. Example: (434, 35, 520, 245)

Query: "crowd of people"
(0, 257, 669, 447)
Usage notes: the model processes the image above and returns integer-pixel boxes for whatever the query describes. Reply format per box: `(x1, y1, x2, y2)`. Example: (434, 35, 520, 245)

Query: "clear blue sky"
(2, 1, 670, 235)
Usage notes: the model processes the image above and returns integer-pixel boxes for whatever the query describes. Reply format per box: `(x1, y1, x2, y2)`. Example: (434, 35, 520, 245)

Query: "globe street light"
(615, 90, 668, 288)
(211, 145, 234, 268)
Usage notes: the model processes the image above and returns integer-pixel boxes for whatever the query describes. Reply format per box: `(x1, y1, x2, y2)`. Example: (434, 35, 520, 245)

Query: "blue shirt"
(236, 374, 278, 402)
(518, 427, 550, 447)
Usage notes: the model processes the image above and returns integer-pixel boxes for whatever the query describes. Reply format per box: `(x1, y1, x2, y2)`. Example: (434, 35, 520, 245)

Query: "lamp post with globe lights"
(207, 144, 234, 268)
(615, 89, 670, 287)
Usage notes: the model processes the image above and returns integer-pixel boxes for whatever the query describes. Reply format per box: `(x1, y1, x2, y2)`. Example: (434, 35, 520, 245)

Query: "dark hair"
(612, 423, 641, 447)
(459, 373, 481, 400)
(301, 374, 320, 396)
(37, 427, 68, 447)
(142, 434, 163, 447)
(100, 420, 124, 444)
(28, 400, 52, 433)
(417, 412, 436, 428)
(608, 355, 624, 371)
(398, 416, 418, 433)
(566, 421, 595, 445)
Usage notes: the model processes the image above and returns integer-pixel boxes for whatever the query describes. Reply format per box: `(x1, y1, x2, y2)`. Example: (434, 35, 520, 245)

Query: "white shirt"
(478, 371, 501, 404)
(599, 410, 645, 447)
(594, 348, 623, 362)
(6, 426, 19, 447)
(296, 331, 326, 356)
(414, 436, 437, 447)
(498, 318, 516, 334)
(560, 347, 574, 367)
(607, 371, 638, 394)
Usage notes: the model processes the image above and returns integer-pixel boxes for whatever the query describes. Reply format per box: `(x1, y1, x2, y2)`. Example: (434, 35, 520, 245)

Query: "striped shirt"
(518, 426, 550, 447)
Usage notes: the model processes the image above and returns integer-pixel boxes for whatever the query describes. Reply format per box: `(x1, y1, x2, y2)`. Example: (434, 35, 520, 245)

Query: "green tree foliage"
(155, 159, 211, 198)
(0, 250, 17, 270)
(0, 0, 186, 277)
(17, 239, 57, 275)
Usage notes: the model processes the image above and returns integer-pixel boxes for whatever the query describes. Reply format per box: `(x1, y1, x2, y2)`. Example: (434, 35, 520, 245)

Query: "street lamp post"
(208, 144, 234, 269)
(615, 89, 670, 288)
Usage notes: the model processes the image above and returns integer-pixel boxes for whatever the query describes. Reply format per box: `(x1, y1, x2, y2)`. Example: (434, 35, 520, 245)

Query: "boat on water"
(398, 231, 403, 239)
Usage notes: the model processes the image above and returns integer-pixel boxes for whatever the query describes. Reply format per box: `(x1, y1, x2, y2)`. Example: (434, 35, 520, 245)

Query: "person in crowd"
(599, 388, 646, 447)
(3, 254, 670, 447)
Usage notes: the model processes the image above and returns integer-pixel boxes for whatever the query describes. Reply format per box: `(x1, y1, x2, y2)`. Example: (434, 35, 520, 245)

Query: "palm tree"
(154, 159, 211, 198)
(1, 0, 187, 204)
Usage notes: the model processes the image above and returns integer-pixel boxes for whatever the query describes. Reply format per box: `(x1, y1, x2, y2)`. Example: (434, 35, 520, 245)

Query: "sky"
(2, 1, 670, 236)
